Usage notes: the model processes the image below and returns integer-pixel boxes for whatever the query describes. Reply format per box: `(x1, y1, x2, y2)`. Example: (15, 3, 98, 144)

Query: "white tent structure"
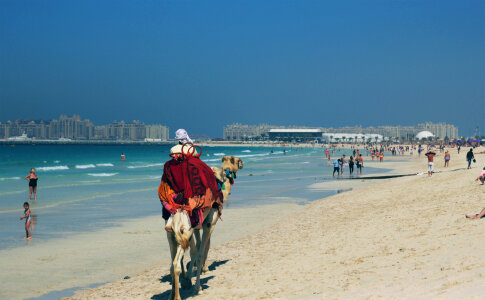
(415, 131, 435, 140)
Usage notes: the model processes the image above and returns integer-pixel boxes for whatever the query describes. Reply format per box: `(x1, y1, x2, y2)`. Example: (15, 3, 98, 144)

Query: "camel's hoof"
(202, 266, 209, 273)
(194, 286, 202, 294)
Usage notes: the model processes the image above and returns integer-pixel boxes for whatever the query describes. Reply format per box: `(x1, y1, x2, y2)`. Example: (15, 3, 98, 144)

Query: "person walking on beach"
(20, 202, 32, 239)
(444, 151, 450, 167)
(24, 168, 38, 201)
(379, 152, 384, 162)
(349, 156, 355, 176)
(333, 159, 340, 177)
(466, 148, 475, 169)
(425, 150, 436, 177)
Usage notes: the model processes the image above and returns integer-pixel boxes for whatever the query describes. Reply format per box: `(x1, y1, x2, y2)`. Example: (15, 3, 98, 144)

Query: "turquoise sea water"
(0, 144, 382, 251)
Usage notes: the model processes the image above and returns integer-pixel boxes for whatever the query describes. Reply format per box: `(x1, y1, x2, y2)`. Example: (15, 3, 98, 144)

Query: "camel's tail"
(172, 211, 192, 250)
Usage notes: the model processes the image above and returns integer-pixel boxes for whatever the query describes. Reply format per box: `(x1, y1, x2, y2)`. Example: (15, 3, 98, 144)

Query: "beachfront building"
(223, 123, 283, 140)
(417, 122, 458, 140)
(48, 114, 95, 140)
(268, 129, 322, 142)
(146, 125, 169, 141)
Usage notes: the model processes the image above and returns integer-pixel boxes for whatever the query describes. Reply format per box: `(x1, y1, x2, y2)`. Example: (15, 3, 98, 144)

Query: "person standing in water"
(348, 156, 355, 176)
(121, 153, 126, 161)
(20, 202, 32, 239)
(24, 168, 38, 201)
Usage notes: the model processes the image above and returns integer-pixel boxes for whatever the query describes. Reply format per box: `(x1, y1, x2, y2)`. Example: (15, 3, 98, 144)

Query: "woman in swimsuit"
(20, 202, 32, 239)
(25, 168, 38, 201)
(444, 151, 451, 167)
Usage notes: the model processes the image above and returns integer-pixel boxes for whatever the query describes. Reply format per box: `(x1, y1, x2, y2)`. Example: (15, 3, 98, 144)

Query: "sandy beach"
(64, 146, 485, 299)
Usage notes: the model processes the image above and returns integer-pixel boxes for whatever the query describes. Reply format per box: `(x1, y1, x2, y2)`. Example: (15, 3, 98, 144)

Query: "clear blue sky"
(1, 0, 484, 137)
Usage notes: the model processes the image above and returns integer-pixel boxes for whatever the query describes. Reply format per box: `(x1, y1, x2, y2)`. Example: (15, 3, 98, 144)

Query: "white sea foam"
(0, 177, 21, 181)
(54, 160, 61, 163)
(96, 163, 114, 167)
(241, 150, 251, 153)
(213, 153, 225, 156)
(202, 158, 221, 162)
(37, 165, 69, 171)
(237, 153, 270, 158)
(87, 173, 118, 177)
(127, 163, 163, 169)
(76, 164, 96, 169)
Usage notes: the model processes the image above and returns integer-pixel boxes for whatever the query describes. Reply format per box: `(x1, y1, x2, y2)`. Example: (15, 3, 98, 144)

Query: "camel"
(165, 156, 243, 300)
(211, 155, 244, 202)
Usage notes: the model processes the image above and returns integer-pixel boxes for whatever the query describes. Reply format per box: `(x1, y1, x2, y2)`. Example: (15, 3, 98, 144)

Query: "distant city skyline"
(0, 114, 466, 142)
(1, 1, 484, 136)
(0, 114, 169, 141)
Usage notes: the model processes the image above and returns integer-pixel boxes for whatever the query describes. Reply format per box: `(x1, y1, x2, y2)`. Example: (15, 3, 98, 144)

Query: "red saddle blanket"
(162, 156, 221, 204)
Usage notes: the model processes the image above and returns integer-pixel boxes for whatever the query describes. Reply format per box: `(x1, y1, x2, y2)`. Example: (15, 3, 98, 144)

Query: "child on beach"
(19, 202, 32, 239)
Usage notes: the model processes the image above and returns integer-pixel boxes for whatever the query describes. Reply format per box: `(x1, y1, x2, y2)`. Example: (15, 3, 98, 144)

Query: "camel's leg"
(202, 211, 218, 273)
(167, 231, 178, 300)
(194, 229, 201, 253)
(172, 245, 184, 300)
(194, 209, 217, 293)
(182, 236, 196, 289)
(202, 237, 211, 273)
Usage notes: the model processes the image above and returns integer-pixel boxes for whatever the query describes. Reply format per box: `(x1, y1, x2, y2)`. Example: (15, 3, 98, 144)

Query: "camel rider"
(171, 128, 198, 158)
(159, 129, 221, 232)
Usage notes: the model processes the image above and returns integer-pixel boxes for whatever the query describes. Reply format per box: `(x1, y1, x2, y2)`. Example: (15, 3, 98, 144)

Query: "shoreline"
(66, 147, 485, 299)
(62, 153, 430, 299)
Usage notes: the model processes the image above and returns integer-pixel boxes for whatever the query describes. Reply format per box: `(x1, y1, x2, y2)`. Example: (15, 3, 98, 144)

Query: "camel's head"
(172, 209, 193, 250)
(211, 167, 225, 183)
(221, 156, 244, 173)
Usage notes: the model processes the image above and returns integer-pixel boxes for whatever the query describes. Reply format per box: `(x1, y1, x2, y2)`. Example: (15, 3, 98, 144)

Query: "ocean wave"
(213, 153, 225, 156)
(37, 165, 69, 171)
(202, 158, 221, 162)
(54, 160, 61, 163)
(127, 163, 163, 169)
(0, 177, 21, 181)
(237, 153, 270, 158)
(96, 163, 114, 167)
(241, 150, 251, 153)
(87, 173, 118, 177)
(76, 164, 96, 169)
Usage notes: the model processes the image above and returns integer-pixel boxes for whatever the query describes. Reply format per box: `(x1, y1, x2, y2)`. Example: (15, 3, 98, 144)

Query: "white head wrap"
(175, 128, 193, 144)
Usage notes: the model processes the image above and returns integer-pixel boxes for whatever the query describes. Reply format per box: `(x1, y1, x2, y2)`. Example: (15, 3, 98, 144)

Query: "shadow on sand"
(152, 260, 230, 299)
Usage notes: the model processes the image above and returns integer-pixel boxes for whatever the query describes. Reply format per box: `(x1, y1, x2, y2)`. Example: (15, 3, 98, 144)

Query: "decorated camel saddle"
(158, 143, 223, 229)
